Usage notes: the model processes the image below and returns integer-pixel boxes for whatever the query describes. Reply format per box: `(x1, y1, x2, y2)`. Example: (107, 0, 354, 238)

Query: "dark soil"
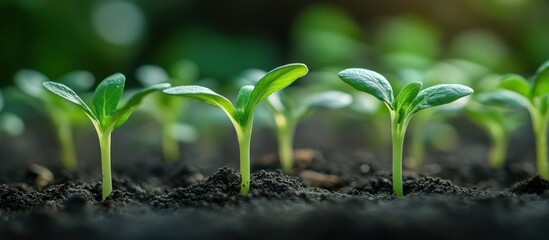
(2, 118, 549, 239)
(2, 160, 549, 240)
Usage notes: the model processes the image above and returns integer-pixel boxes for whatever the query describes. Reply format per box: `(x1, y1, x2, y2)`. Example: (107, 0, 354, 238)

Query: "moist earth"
(2, 157, 549, 240)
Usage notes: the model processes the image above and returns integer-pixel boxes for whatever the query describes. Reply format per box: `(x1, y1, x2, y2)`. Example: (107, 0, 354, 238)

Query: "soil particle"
(510, 175, 549, 195)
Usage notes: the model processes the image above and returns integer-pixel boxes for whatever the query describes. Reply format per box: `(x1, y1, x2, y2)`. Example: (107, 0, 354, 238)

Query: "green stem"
(275, 114, 296, 173)
(487, 125, 507, 168)
(56, 121, 77, 170)
(98, 131, 113, 201)
(391, 118, 407, 197)
(237, 118, 253, 195)
(532, 113, 549, 179)
(162, 124, 179, 162)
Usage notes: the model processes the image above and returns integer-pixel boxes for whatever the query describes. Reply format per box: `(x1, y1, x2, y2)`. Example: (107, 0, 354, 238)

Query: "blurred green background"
(2, 0, 548, 85)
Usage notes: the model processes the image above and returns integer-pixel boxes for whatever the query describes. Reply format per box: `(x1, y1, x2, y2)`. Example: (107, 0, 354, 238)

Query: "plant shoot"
(164, 63, 308, 195)
(43, 73, 170, 200)
(339, 68, 473, 196)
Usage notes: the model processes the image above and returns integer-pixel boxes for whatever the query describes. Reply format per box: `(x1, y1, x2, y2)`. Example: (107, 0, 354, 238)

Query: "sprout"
(43, 73, 170, 200)
(480, 60, 549, 178)
(265, 90, 351, 173)
(339, 68, 473, 196)
(136, 60, 199, 161)
(15, 70, 94, 170)
(164, 64, 308, 195)
(465, 100, 525, 168)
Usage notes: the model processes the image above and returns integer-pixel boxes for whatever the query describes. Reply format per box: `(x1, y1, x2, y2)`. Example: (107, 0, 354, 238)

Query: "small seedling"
(265, 91, 351, 173)
(164, 63, 308, 195)
(136, 60, 199, 161)
(239, 69, 352, 172)
(480, 60, 549, 178)
(43, 73, 170, 200)
(15, 70, 94, 170)
(466, 101, 524, 168)
(339, 68, 473, 196)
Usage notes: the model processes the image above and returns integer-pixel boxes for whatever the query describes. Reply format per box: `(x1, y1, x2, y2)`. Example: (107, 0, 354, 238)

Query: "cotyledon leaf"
(338, 68, 394, 107)
(411, 84, 474, 113)
(533, 60, 549, 98)
(43, 82, 96, 120)
(394, 81, 422, 122)
(248, 63, 308, 111)
(92, 73, 125, 121)
(477, 90, 530, 109)
(500, 74, 531, 98)
(163, 85, 237, 119)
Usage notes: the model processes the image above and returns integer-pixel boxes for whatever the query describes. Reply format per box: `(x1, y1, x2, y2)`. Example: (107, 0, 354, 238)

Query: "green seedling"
(240, 69, 352, 173)
(338, 68, 473, 196)
(266, 91, 351, 173)
(480, 61, 549, 178)
(136, 61, 199, 161)
(466, 101, 524, 168)
(43, 73, 170, 200)
(15, 70, 94, 170)
(164, 63, 308, 195)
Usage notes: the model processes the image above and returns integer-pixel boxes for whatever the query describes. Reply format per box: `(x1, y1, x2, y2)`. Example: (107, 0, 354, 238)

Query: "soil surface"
(2, 117, 549, 239)
(2, 158, 549, 240)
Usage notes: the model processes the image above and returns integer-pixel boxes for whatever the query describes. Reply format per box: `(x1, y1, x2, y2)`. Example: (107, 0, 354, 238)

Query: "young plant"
(480, 61, 549, 178)
(164, 63, 308, 195)
(43, 73, 170, 200)
(338, 68, 473, 196)
(239, 69, 352, 173)
(15, 70, 94, 170)
(136, 60, 199, 161)
(265, 91, 351, 173)
(465, 101, 525, 168)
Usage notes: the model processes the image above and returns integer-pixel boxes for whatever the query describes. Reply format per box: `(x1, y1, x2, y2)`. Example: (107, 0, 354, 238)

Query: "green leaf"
(43, 82, 96, 120)
(499, 74, 531, 98)
(411, 84, 473, 113)
(248, 63, 308, 110)
(163, 85, 237, 119)
(533, 60, 549, 98)
(92, 73, 125, 121)
(14, 69, 48, 98)
(338, 68, 394, 107)
(113, 83, 171, 128)
(477, 90, 530, 109)
(235, 85, 254, 121)
(395, 81, 422, 112)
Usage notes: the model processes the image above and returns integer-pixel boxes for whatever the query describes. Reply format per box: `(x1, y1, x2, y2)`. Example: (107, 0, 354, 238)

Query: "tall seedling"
(164, 64, 308, 195)
(136, 61, 199, 161)
(480, 61, 549, 178)
(43, 73, 170, 200)
(15, 70, 94, 170)
(339, 68, 473, 196)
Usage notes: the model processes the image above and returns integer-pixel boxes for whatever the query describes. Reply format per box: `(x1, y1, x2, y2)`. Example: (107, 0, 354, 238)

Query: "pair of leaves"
(163, 63, 308, 128)
(43, 73, 170, 131)
(483, 60, 549, 113)
(504, 61, 549, 98)
(338, 68, 474, 123)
